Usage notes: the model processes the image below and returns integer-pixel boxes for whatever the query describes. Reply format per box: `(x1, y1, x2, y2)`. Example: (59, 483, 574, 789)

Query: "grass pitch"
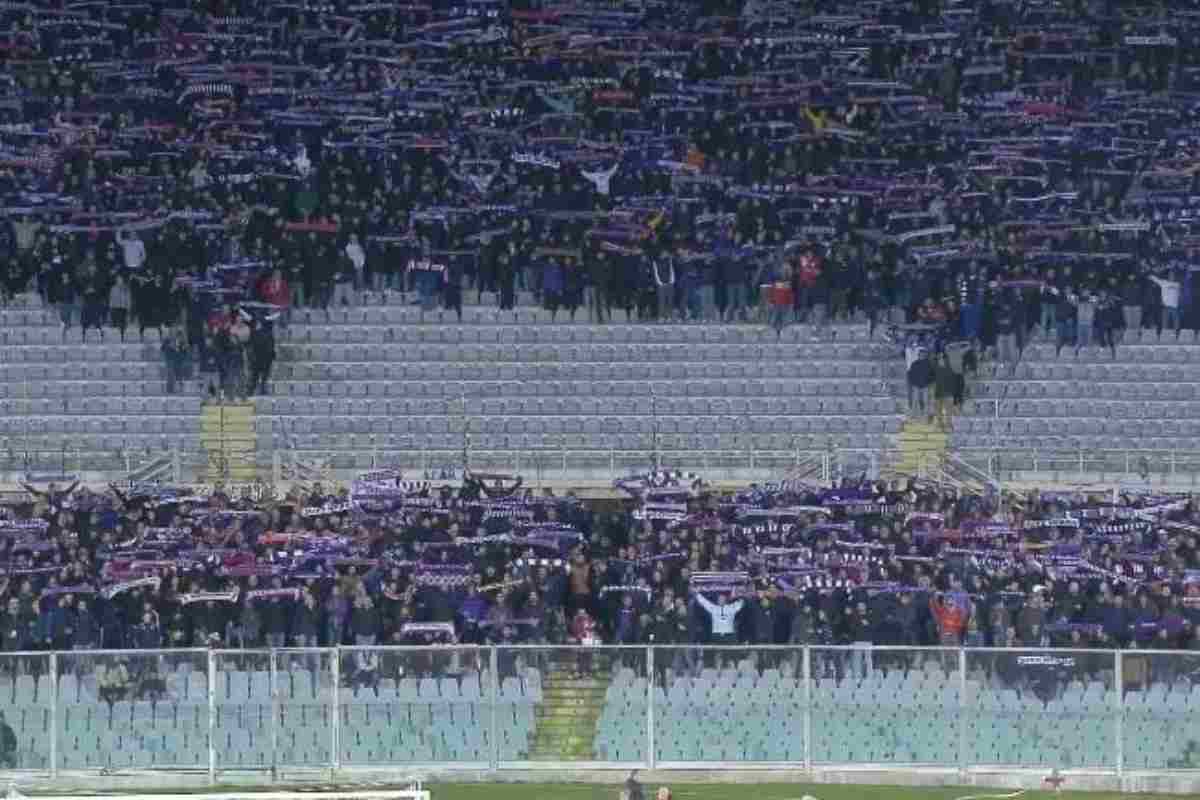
(429, 784, 1168, 800)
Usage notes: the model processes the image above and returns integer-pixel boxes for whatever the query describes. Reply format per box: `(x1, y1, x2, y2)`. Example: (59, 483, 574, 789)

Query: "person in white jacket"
(120, 231, 146, 271)
(1150, 272, 1181, 338)
(653, 256, 676, 321)
(335, 233, 366, 306)
(692, 590, 744, 645)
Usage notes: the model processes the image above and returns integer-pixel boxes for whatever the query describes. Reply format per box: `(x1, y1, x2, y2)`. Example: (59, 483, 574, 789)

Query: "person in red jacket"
(930, 593, 969, 645)
(257, 268, 291, 323)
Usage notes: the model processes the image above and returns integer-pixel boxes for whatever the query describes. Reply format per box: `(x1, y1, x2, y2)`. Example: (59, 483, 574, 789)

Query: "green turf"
(428, 784, 1168, 800)
(15, 781, 1182, 800)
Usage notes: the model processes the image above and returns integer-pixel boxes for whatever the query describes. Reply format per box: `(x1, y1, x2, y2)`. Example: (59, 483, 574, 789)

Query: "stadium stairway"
(201, 402, 257, 482)
(893, 419, 948, 477)
(526, 668, 607, 760)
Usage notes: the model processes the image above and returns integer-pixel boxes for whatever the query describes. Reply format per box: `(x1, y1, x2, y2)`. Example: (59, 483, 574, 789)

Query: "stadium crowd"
(1, 0, 1200, 364)
(1, 469, 1199, 684)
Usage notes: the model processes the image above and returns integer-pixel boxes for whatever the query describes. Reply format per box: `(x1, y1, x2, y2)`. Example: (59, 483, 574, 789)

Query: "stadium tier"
(8, 0, 1200, 791)
(13, 296, 1200, 483)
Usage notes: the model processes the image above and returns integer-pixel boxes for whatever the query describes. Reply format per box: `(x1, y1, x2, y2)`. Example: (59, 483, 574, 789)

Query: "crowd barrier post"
(646, 645, 656, 769)
(489, 645, 500, 770)
(802, 644, 812, 772)
(49, 652, 58, 779)
(270, 649, 280, 773)
(331, 647, 341, 772)
(1114, 650, 1124, 777)
(957, 647, 967, 776)
(207, 647, 217, 784)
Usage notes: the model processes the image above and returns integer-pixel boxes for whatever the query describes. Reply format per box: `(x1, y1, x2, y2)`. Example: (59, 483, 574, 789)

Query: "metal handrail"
(9, 442, 1200, 489)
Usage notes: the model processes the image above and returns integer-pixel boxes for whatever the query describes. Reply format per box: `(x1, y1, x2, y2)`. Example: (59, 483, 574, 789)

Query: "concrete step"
(542, 680, 609, 691)
(527, 751, 594, 760)
(198, 423, 255, 433)
(541, 686, 608, 698)
(534, 705, 603, 718)
(200, 468, 258, 481)
(529, 738, 595, 752)
(532, 717, 601, 732)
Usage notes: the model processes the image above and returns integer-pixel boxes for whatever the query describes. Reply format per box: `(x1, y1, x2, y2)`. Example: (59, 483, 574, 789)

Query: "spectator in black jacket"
(1121, 274, 1144, 341)
(907, 347, 935, 420)
(934, 354, 958, 430)
(1, 599, 33, 665)
(72, 599, 99, 651)
(162, 328, 190, 395)
(247, 319, 276, 396)
(133, 611, 161, 650)
(293, 592, 320, 649)
(261, 588, 290, 649)
(0, 710, 16, 768)
(994, 301, 1019, 371)
(351, 594, 379, 646)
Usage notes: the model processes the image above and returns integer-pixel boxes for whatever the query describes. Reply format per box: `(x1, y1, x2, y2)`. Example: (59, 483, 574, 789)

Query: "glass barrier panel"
(964, 648, 1115, 770)
(212, 649, 271, 770)
(811, 646, 960, 766)
(270, 648, 335, 768)
(57, 650, 209, 770)
(653, 646, 804, 763)
(3, 653, 51, 770)
(337, 646, 490, 765)
(1120, 650, 1200, 770)
(498, 645, 648, 764)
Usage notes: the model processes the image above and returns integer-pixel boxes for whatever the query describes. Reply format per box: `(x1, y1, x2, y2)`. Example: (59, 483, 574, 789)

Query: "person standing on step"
(934, 353, 958, 431)
(993, 300, 1019, 373)
(161, 328, 190, 395)
(906, 342, 934, 420)
(108, 273, 131, 341)
(247, 318, 276, 397)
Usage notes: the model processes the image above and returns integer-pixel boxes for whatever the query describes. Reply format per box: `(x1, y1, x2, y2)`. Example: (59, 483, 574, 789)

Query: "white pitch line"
(954, 791, 1028, 800)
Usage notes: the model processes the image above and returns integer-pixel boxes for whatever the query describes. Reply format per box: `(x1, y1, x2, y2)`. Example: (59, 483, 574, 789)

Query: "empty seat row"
(0, 379, 178, 400)
(2, 328, 165, 346)
(956, 417, 1200, 439)
(975, 379, 1200, 403)
(3, 433, 201, 451)
(962, 399, 1200, 420)
(0, 416, 200, 435)
(272, 431, 891, 455)
(283, 314, 877, 343)
(269, 414, 900, 437)
(268, 376, 888, 401)
(950, 433, 1200, 454)
(258, 395, 899, 419)
(0, 399, 199, 418)
(278, 358, 884, 383)
(2, 364, 163, 382)
(280, 341, 886, 365)
(1018, 342, 1200, 365)
(2, 343, 162, 363)
(1020, 361, 1200, 382)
